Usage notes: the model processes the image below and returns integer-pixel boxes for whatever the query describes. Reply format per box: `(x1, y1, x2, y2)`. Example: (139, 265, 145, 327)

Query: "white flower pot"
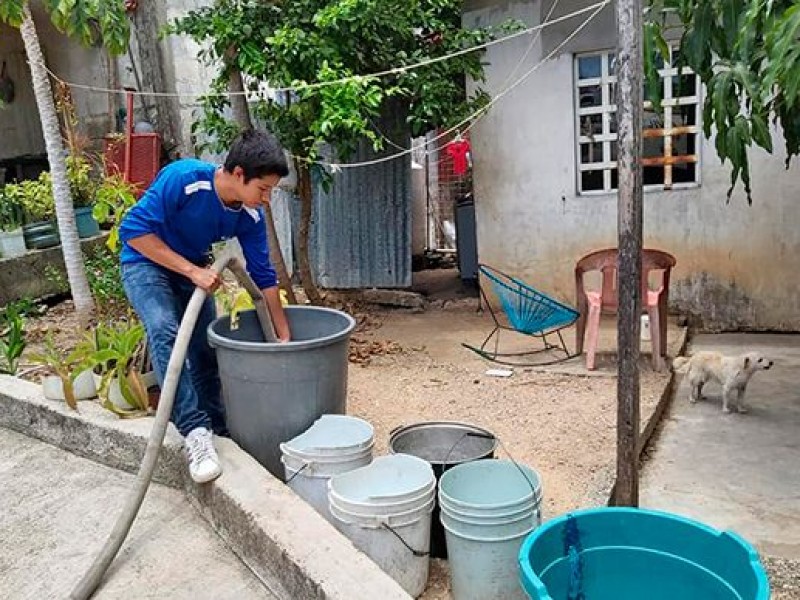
(0, 227, 26, 259)
(96, 370, 157, 410)
(41, 369, 97, 401)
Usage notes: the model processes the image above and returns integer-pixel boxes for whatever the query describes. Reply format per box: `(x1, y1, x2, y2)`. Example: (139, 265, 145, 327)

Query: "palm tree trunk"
(225, 61, 296, 304)
(20, 5, 94, 322)
(294, 159, 322, 305)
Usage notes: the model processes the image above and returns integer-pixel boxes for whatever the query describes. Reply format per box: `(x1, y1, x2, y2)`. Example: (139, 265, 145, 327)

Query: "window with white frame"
(574, 49, 701, 194)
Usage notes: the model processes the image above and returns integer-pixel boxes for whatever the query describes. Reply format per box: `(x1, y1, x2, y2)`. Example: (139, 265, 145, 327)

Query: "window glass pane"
(610, 168, 618, 190)
(580, 142, 603, 164)
(579, 114, 603, 137)
(581, 170, 604, 191)
(610, 141, 618, 161)
(578, 55, 602, 79)
(672, 133, 696, 157)
(673, 105, 696, 127)
(672, 73, 697, 97)
(609, 113, 617, 134)
(607, 83, 616, 104)
(643, 136, 664, 159)
(608, 53, 617, 76)
(643, 166, 664, 186)
(673, 161, 697, 184)
(578, 85, 602, 108)
(643, 107, 664, 131)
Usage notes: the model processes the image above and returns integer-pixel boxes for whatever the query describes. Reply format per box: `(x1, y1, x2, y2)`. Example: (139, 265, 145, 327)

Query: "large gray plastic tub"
(208, 306, 356, 478)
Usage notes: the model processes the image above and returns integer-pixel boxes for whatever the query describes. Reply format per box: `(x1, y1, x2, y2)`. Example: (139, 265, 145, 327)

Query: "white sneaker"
(185, 427, 222, 484)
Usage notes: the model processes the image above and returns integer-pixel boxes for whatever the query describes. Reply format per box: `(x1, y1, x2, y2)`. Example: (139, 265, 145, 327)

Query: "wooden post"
(614, 0, 644, 507)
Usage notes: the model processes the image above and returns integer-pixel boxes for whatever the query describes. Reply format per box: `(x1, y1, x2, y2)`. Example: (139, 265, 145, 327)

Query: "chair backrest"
(575, 248, 619, 312)
(575, 248, 676, 313)
(479, 264, 578, 334)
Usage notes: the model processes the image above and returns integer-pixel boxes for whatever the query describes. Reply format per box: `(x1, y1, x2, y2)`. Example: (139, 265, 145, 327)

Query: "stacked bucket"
(280, 415, 374, 523)
(439, 459, 543, 600)
(328, 454, 436, 598)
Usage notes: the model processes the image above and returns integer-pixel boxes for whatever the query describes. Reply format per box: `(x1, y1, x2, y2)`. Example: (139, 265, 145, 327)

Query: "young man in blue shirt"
(119, 129, 291, 483)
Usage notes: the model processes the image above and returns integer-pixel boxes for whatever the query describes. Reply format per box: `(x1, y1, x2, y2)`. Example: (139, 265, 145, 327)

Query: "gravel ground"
(765, 556, 800, 599)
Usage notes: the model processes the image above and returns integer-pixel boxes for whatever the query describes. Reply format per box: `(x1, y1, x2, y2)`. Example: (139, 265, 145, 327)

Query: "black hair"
(224, 129, 290, 182)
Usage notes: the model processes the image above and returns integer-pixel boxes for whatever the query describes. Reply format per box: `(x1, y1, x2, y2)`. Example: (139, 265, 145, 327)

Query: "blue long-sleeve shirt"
(119, 159, 277, 289)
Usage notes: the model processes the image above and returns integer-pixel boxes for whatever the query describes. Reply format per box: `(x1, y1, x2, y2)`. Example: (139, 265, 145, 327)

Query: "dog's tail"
(672, 356, 691, 372)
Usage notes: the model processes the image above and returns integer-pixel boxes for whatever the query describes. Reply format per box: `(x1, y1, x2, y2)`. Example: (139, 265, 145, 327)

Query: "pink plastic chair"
(575, 248, 676, 371)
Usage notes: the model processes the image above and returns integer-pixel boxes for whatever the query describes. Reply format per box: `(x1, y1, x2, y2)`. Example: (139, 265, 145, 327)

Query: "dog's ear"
(743, 356, 751, 369)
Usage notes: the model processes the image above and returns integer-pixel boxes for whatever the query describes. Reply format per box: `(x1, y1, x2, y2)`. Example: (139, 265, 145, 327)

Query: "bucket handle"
(442, 431, 540, 502)
(285, 461, 310, 484)
(381, 523, 429, 558)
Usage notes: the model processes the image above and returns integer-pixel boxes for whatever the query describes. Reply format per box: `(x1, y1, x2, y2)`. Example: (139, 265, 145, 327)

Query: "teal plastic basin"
(518, 507, 769, 600)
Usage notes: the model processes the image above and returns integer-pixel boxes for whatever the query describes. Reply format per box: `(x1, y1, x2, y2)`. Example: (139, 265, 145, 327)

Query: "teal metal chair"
(463, 264, 580, 366)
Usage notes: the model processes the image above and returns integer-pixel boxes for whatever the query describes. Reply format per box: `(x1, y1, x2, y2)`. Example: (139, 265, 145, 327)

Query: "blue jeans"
(122, 261, 227, 437)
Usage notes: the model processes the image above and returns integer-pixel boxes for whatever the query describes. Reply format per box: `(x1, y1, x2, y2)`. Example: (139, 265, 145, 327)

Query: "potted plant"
(11, 173, 60, 250)
(90, 319, 155, 417)
(0, 186, 26, 258)
(28, 334, 97, 409)
(67, 155, 101, 238)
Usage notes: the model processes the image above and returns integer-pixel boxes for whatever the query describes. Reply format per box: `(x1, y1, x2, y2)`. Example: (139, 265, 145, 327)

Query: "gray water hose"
(70, 248, 275, 599)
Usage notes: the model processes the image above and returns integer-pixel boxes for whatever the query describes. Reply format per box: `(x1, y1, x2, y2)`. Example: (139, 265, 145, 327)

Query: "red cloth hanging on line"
(446, 139, 471, 176)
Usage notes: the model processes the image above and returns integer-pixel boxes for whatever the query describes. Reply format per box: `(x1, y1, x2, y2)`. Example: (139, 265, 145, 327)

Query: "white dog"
(672, 351, 773, 413)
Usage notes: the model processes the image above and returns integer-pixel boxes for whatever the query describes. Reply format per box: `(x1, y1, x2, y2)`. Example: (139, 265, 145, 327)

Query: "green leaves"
(0, 305, 26, 376)
(0, 0, 25, 26)
(173, 0, 512, 161)
(0, 0, 130, 54)
(647, 0, 800, 203)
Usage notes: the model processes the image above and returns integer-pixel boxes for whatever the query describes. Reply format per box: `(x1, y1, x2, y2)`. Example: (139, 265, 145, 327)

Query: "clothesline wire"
(367, 0, 563, 159)
(39, 1, 608, 99)
(320, 0, 609, 170)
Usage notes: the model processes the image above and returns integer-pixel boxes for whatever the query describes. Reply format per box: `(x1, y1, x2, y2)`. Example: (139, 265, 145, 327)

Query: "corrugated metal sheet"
(310, 140, 411, 289)
(284, 105, 412, 290)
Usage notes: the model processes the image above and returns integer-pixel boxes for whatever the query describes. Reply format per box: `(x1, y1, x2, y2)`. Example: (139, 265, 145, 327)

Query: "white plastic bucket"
(329, 476, 436, 516)
(280, 415, 374, 523)
(281, 444, 374, 476)
(328, 454, 436, 597)
(281, 414, 374, 458)
(438, 459, 543, 600)
(329, 454, 435, 504)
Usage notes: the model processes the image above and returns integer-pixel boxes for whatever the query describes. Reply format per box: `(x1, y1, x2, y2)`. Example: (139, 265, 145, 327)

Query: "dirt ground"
(342, 269, 678, 599)
(14, 270, 684, 599)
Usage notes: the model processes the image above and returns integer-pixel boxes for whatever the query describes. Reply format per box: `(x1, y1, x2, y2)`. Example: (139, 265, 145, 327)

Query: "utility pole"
(613, 0, 644, 506)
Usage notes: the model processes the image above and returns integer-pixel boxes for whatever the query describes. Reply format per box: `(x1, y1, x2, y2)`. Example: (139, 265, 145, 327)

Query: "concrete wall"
(112, 0, 236, 157)
(464, 0, 800, 331)
(0, 22, 45, 161)
(0, 9, 115, 162)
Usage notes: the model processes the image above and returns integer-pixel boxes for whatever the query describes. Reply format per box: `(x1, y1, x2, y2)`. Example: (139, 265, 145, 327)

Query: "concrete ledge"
(0, 376, 411, 600)
(0, 377, 186, 487)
